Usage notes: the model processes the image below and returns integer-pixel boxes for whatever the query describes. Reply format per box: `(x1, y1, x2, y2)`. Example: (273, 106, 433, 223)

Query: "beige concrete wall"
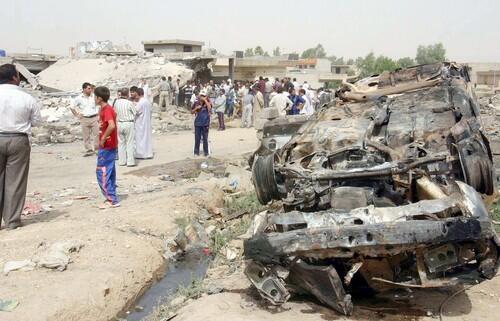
(144, 44, 202, 53)
(466, 62, 500, 86)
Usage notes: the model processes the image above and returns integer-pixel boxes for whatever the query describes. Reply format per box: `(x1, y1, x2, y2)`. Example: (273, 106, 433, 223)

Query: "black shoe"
(6, 222, 22, 230)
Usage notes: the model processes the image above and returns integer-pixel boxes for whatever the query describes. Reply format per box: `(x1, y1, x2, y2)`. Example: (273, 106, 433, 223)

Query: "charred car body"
(244, 63, 499, 315)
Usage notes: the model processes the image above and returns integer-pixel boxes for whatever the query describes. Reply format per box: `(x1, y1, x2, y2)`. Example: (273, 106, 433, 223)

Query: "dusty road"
(1, 126, 500, 321)
(0, 128, 258, 321)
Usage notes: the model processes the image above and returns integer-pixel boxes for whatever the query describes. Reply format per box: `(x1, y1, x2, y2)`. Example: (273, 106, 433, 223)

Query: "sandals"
(98, 201, 121, 210)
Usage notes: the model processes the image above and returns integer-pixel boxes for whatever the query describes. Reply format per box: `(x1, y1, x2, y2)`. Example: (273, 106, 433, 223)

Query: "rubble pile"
(26, 56, 196, 145)
(479, 93, 500, 110)
(26, 93, 80, 145)
(478, 93, 500, 177)
(37, 56, 193, 93)
(151, 106, 194, 133)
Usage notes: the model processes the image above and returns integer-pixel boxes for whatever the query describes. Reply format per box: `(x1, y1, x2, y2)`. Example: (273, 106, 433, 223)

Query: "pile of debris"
(22, 55, 195, 145)
(478, 93, 500, 178)
(478, 93, 500, 111)
(37, 56, 193, 93)
(151, 106, 194, 133)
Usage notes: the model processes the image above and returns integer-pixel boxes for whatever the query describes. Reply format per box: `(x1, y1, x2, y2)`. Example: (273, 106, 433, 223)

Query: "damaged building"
(211, 55, 356, 88)
(244, 63, 499, 315)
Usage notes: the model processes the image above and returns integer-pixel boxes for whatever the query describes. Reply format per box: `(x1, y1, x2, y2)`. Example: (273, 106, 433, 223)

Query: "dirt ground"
(1, 126, 500, 321)
(175, 271, 500, 321)
(0, 127, 258, 321)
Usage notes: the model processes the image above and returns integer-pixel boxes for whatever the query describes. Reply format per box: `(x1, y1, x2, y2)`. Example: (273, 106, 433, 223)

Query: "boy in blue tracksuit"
(94, 86, 120, 208)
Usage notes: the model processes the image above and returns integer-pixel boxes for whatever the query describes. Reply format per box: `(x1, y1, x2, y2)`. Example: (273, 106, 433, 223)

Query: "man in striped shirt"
(113, 88, 137, 167)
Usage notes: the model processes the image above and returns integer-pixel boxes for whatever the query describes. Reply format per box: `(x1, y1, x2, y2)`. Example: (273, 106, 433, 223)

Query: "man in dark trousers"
(191, 89, 212, 157)
(0, 64, 41, 230)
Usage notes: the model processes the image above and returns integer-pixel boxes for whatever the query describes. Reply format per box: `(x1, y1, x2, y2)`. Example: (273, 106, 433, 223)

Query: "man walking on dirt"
(0, 64, 42, 229)
(71, 82, 99, 157)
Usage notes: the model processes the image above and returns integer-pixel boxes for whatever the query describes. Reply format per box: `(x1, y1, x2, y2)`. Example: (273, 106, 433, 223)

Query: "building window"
(145, 48, 153, 53)
(183, 45, 193, 52)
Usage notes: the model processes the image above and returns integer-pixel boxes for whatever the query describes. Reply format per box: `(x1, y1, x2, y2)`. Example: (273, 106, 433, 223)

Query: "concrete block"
(259, 107, 279, 120)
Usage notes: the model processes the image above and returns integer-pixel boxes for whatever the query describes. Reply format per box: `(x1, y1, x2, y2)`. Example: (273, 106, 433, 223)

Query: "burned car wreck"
(244, 63, 499, 315)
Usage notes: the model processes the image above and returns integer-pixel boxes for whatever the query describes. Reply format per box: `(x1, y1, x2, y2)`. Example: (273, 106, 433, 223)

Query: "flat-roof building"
(142, 39, 204, 54)
(211, 56, 356, 88)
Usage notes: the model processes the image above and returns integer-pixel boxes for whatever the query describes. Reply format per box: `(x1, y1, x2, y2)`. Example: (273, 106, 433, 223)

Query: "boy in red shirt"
(94, 86, 120, 208)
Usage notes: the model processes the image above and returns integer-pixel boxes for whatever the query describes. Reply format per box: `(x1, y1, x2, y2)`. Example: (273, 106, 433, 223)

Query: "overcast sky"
(1, 0, 498, 62)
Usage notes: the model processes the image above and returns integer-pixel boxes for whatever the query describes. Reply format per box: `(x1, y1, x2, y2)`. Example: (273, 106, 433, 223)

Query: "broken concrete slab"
(14, 62, 38, 88)
(37, 57, 194, 93)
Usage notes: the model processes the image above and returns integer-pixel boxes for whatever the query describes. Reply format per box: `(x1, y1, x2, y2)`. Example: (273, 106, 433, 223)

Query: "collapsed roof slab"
(37, 57, 194, 92)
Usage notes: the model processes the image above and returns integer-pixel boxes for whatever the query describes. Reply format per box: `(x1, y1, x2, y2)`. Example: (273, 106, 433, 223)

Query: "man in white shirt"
(214, 89, 227, 130)
(138, 78, 150, 102)
(0, 64, 42, 230)
(71, 82, 99, 156)
(298, 89, 314, 116)
(264, 77, 273, 107)
(174, 79, 181, 106)
(113, 88, 137, 167)
(270, 87, 293, 116)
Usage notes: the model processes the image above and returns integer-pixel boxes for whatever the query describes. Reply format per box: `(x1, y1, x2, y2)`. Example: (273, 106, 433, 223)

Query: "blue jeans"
(96, 149, 118, 204)
(226, 99, 234, 117)
(194, 126, 209, 156)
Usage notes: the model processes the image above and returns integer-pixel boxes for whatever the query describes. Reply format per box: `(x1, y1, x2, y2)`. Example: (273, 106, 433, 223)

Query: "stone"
(206, 284, 223, 295)
(205, 225, 217, 235)
(225, 247, 237, 261)
(253, 118, 268, 131)
(259, 107, 279, 120)
(33, 134, 50, 144)
(169, 295, 186, 307)
(56, 134, 76, 143)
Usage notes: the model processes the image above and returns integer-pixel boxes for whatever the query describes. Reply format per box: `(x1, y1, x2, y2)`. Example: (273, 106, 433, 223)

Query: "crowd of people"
(70, 82, 153, 165)
(187, 76, 332, 158)
(69, 82, 156, 209)
(183, 76, 331, 129)
(0, 61, 333, 229)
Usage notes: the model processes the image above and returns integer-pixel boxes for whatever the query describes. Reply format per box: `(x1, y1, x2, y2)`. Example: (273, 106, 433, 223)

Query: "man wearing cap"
(0, 64, 42, 229)
(191, 89, 212, 157)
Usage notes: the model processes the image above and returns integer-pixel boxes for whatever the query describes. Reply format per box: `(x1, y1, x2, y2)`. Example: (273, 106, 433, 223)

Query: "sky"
(1, 0, 499, 62)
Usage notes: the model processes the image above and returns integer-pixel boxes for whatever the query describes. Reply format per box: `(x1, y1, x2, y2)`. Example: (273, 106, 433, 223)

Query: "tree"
(415, 43, 446, 64)
(374, 56, 398, 73)
(328, 55, 345, 65)
(273, 46, 281, 57)
(244, 48, 254, 57)
(301, 44, 327, 59)
(397, 57, 415, 68)
(254, 46, 265, 56)
(355, 52, 399, 77)
(355, 52, 376, 77)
